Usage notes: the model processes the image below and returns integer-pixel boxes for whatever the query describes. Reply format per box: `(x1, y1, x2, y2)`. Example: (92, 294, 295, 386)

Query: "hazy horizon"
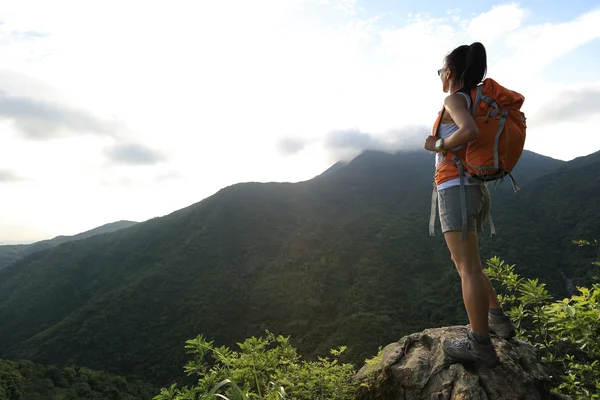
(1, 1, 599, 242)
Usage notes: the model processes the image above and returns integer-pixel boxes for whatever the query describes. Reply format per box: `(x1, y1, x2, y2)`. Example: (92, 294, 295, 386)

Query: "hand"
(424, 136, 438, 152)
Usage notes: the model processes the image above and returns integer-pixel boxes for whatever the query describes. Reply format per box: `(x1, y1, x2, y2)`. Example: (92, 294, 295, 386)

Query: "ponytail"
(461, 42, 487, 89)
(445, 42, 488, 90)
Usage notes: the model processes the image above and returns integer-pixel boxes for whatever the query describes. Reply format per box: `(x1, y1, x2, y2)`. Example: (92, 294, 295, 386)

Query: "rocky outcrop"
(354, 326, 570, 400)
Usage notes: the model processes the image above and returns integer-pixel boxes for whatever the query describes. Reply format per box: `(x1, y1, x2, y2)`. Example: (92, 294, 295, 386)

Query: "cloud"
(324, 125, 430, 161)
(98, 169, 182, 188)
(337, 0, 362, 15)
(0, 21, 50, 43)
(0, 169, 22, 183)
(496, 8, 600, 79)
(276, 137, 312, 155)
(278, 125, 430, 160)
(103, 143, 166, 166)
(2, 2, 600, 242)
(99, 176, 135, 187)
(0, 91, 121, 139)
(532, 87, 600, 126)
(326, 129, 374, 150)
(467, 4, 526, 45)
(10, 30, 50, 42)
(0, 20, 53, 63)
(156, 170, 183, 182)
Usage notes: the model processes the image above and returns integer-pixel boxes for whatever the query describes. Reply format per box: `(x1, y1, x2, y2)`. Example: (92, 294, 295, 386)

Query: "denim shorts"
(438, 184, 491, 233)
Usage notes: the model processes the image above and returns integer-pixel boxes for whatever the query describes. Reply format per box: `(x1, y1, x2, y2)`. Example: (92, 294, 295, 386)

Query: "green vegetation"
(0, 359, 155, 400)
(151, 248, 599, 400)
(0, 147, 598, 397)
(0, 149, 598, 388)
(0, 244, 27, 272)
(154, 331, 359, 400)
(485, 243, 600, 398)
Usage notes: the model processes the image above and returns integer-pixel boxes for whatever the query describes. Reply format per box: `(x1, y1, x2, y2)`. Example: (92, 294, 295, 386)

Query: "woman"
(424, 42, 516, 368)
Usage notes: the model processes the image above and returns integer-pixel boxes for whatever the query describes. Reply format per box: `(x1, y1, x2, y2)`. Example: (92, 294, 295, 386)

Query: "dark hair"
(445, 42, 487, 89)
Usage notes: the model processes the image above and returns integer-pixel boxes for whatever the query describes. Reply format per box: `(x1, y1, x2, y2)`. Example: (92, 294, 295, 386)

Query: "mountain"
(561, 149, 600, 170)
(0, 220, 138, 271)
(0, 245, 28, 272)
(507, 149, 566, 187)
(0, 149, 596, 387)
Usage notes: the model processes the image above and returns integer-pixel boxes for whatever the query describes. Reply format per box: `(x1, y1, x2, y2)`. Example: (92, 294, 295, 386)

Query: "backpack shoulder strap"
(472, 85, 483, 116)
(455, 91, 472, 110)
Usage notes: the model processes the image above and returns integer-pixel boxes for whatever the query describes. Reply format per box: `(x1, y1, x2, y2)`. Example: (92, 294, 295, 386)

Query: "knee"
(454, 260, 482, 277)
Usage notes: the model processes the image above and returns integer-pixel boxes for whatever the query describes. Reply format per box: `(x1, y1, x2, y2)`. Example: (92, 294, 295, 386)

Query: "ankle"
(468, 330, 491, 344)
(489, 307, 505, 316)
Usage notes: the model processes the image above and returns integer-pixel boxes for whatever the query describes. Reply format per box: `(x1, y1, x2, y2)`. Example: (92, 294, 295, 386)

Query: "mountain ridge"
(0, 220, 138, 271)
(0, 149, 597, 386)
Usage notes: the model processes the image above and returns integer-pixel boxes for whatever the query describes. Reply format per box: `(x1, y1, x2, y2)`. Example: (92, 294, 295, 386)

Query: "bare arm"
(440, 94, 478, 149)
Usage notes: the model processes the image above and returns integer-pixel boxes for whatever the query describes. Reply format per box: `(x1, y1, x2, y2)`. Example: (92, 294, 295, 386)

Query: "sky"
(1, 0, 599, 243)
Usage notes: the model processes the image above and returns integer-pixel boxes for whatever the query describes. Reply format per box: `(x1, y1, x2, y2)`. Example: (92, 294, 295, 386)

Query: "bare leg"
(444, 230, 489, 336)
(482, 273, 502, 310)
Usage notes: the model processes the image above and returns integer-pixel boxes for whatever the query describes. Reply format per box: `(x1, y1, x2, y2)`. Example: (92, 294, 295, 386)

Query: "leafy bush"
(485, 249, 600, 399)
(154, 331, 359, 400)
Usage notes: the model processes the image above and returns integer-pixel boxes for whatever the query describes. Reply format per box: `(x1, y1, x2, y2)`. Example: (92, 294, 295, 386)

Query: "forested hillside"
(0, 150, 597, 387)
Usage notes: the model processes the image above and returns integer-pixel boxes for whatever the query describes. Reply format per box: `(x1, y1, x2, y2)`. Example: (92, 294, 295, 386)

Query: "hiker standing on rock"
(424, 42, 525, 367)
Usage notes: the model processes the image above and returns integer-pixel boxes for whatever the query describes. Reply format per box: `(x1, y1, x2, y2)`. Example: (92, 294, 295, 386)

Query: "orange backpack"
(432, 78, 527, 190)
(429, 78, 526, 239)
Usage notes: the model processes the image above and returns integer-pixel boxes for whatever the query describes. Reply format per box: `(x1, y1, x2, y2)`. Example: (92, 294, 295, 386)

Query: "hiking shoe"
(442, 331, 499, 368)
(489, 313, 516, 339)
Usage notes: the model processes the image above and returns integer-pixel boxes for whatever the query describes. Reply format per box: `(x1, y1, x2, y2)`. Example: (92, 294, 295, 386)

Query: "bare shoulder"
(441, 93, 469, 123)
(443, 93, 468, 111)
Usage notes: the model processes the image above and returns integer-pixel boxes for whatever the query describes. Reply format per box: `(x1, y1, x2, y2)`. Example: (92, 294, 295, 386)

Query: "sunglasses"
(437, 68, 446, 76)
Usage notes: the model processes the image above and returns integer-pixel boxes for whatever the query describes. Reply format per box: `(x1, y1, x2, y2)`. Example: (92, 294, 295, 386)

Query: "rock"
(354, 326, 570, 400)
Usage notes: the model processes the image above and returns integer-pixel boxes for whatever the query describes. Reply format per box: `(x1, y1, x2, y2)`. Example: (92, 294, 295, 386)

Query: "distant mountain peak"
(0, 220, 138, 271)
